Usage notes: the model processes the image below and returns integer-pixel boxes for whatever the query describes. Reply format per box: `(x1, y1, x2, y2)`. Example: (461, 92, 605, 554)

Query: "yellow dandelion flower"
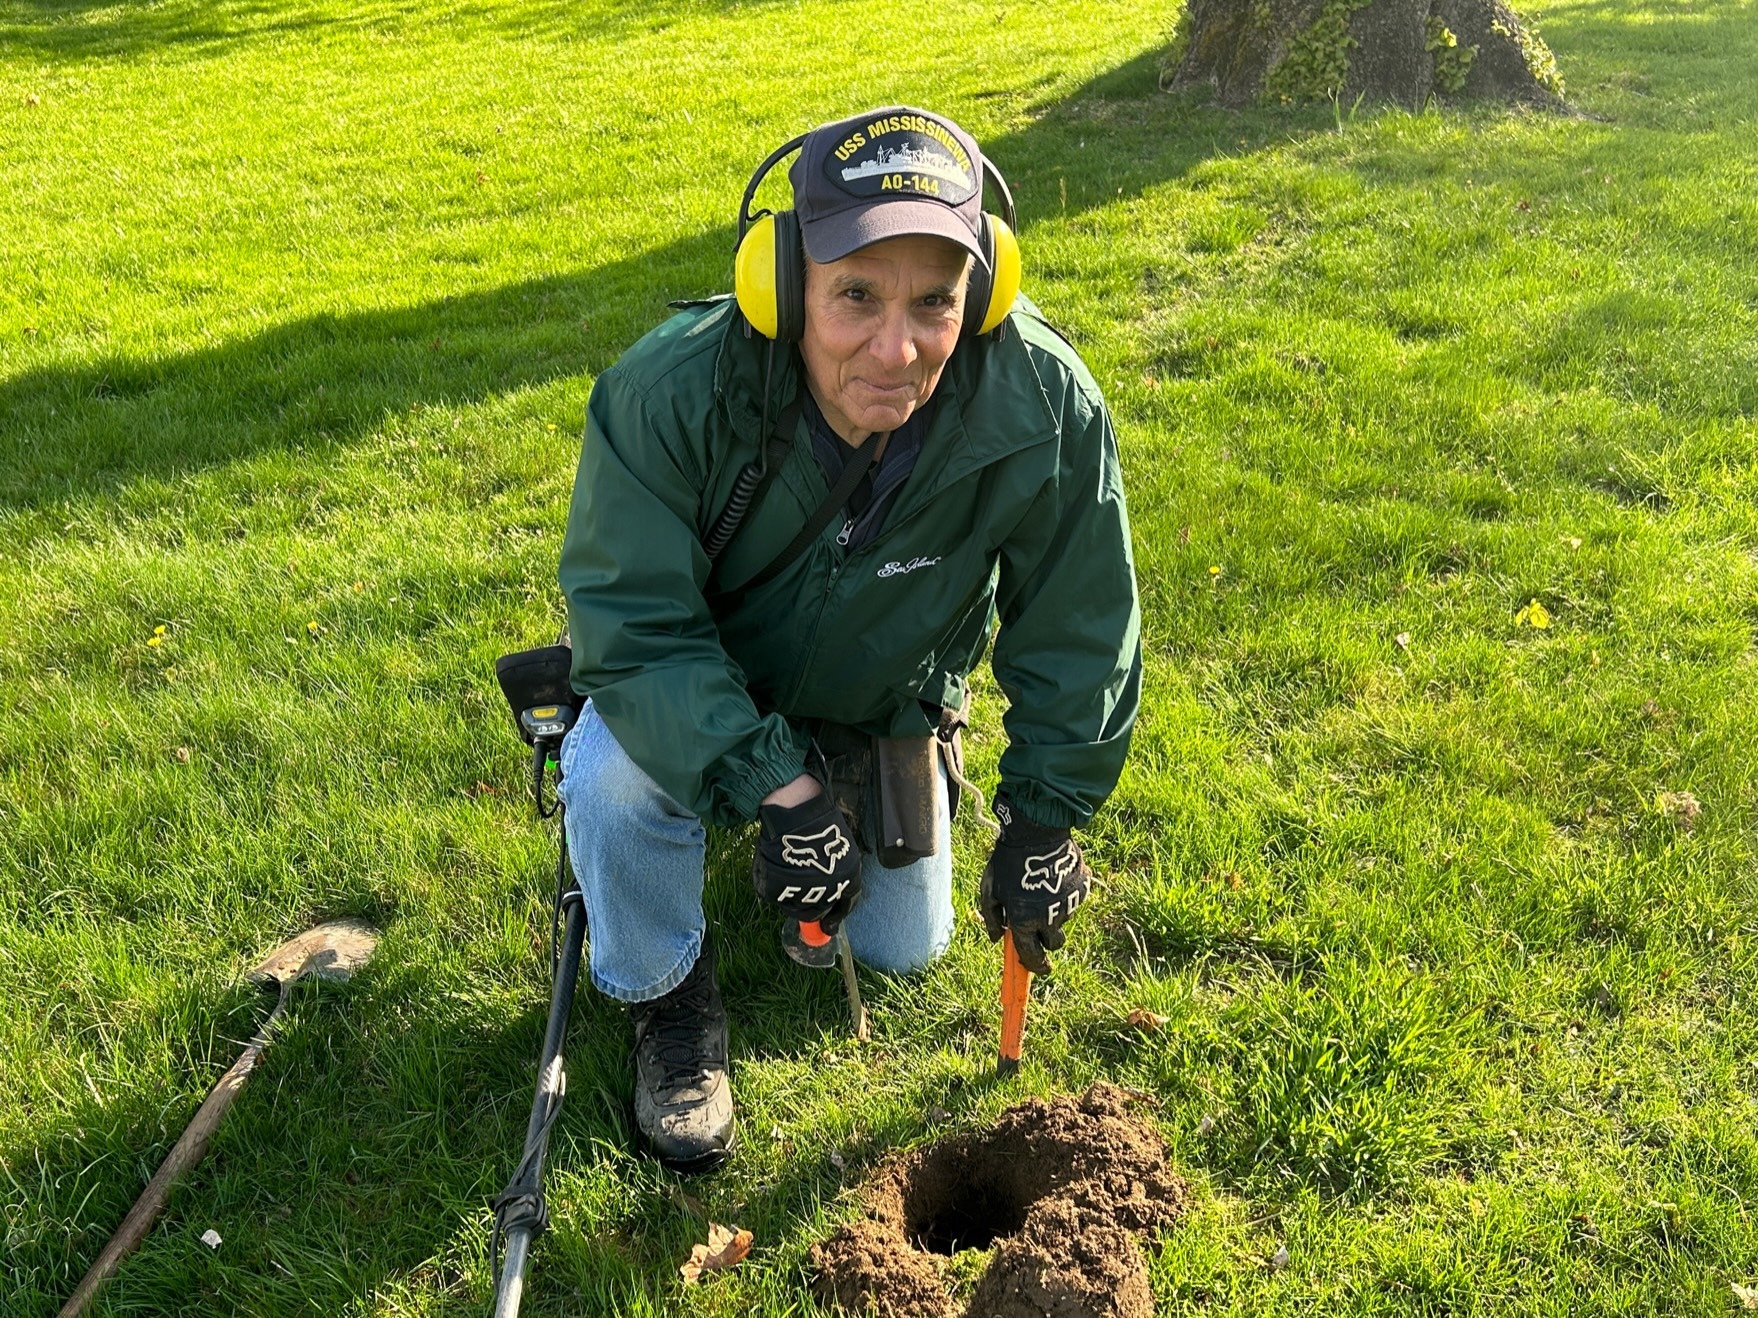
(1208, 565, 1221, 577)
(307, 620, 321, 634)
(153, 624, 167, 636)
(146, 635, 162, 647)
(1515, 599, 1552, 629)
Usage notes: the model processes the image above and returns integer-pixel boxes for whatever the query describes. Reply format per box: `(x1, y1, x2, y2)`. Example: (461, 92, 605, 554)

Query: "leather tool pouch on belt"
(874, 735, 939, 868)
(816, 713, 961, 870)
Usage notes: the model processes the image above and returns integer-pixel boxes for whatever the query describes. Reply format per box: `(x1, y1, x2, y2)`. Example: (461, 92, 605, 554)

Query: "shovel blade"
(247, 918, 380, 987)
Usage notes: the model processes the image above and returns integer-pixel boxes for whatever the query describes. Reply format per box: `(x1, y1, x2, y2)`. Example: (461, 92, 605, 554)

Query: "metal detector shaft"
(492, 894, 587, 1318)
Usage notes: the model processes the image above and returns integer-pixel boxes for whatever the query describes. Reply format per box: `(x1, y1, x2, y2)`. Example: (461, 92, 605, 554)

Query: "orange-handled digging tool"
(997, 929, 1031, 1077)
(799, 921, 870, 1041)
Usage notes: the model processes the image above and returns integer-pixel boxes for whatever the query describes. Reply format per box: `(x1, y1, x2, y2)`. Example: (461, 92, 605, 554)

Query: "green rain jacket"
(558, 296, 1141, 831)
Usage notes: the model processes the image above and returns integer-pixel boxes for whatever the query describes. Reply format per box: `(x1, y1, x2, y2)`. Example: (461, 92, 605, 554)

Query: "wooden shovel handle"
(59, 983, 290, 1318)
(998, 930, 1031, 1075)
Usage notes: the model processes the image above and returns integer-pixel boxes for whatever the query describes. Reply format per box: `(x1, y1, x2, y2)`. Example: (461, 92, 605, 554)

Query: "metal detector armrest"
(495, 644, 577, 746)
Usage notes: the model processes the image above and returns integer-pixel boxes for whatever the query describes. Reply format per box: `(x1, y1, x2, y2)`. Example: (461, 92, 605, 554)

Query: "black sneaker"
(629, 939, 735, 1174)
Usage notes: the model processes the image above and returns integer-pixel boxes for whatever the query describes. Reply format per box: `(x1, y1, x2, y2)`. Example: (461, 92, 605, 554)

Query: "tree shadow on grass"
(1, 0, 343, 60)
(1534, 0, 1758, 114)
(0, 0, 798, 63)
(0, 46, 1242, 526)
(0, 225, 737, 521)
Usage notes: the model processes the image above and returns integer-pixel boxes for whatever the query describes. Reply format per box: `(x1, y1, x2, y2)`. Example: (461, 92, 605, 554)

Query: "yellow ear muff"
(976, 213, 1021, 336)
(734, 213, 780, 340)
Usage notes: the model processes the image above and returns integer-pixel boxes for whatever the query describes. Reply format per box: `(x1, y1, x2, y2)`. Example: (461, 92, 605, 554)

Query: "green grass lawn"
(4, 0, 1758, 1312)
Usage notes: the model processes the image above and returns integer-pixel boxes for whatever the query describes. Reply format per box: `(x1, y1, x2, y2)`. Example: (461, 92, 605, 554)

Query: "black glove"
(754, 789, 862, 934)
(978, 796, 1091, 975)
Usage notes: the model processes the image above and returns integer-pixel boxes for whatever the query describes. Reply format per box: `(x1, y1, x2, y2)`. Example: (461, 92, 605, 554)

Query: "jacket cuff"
(997, 780, 1086, 831)
(725, 737, 809, 822)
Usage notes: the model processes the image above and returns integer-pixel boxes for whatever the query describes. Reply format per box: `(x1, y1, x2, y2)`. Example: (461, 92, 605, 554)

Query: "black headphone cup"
(961, 214, 997, 340)
(774, 209, 805, 343)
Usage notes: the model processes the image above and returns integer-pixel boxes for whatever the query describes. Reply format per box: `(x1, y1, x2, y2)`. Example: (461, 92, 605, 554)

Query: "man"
(555, 106, 1140, 1173)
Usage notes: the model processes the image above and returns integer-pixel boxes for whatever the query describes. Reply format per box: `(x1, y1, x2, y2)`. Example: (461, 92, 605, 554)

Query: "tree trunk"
(1164, 0, 1565, 109)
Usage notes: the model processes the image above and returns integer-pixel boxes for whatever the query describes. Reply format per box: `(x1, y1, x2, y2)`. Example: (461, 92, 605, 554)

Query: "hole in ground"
(901, 1144, 1035, 1255)
(812, 1084, 1192, 1318)
(909, 1177, 1030, 1255)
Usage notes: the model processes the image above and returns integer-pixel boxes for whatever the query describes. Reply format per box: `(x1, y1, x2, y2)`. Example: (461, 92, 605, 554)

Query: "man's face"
(799, 234, 971, 445)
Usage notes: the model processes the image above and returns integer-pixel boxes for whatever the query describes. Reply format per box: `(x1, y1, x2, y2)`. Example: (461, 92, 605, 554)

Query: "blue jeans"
(556, 702, 956, 1003)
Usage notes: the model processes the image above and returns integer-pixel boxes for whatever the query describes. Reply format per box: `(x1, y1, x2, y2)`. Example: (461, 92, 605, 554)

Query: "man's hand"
(754, 786, 862, 933)
(977, 796, 1091, 974)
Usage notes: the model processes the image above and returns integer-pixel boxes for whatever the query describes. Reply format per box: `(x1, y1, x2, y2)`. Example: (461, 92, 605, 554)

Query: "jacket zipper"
(780, 551, 844, 710)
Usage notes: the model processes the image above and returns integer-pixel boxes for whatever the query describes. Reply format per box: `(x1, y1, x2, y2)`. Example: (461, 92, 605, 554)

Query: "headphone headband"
(736, 132, 809, 243)
(732, 119, 1022, 342)
(980, 159, 1017, 234)
(734, 134, 1016, 251)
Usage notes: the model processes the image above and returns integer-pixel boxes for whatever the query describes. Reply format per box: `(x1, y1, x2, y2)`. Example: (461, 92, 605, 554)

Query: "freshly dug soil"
(811, 1082, 1188, 1318)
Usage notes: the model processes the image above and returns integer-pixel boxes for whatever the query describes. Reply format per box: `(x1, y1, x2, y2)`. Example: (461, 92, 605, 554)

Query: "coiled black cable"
(701, 342, 777, 561)
(702, 459, 764, 560)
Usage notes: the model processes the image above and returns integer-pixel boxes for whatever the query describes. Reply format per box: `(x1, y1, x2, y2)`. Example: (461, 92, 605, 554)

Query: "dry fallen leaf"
(1733, 1282, 1758, 1310)
(1394, 631, 1411, 650)
(679, 1223, 752, 1284)
(1656, 790, 1700, 830)
(1125, 1007, 1169, 1032)
(1269, 1244, 1290, 1270)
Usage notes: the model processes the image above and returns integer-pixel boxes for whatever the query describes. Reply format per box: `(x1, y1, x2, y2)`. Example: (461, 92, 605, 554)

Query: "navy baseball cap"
(788, 107, 990, 270)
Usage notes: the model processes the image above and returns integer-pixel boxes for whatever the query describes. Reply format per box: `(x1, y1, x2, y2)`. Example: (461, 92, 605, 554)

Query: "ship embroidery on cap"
(841, 143, 969, 189)
(824, 113, 978, 204)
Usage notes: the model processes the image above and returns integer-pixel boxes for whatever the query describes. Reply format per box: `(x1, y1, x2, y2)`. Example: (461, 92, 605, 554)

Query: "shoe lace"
(639, 966, 719, 1091)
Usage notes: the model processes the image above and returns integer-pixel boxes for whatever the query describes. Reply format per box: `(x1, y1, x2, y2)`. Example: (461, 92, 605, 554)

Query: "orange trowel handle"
(998, 929, 1031, 1075)
(799, 920, 833, 948)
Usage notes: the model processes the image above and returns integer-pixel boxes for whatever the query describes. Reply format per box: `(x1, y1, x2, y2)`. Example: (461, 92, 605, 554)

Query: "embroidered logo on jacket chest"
(876, 556, 943, 579)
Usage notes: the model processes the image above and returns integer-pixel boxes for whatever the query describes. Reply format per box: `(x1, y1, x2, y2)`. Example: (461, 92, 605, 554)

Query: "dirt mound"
(811, 1082, 1188, 1318)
